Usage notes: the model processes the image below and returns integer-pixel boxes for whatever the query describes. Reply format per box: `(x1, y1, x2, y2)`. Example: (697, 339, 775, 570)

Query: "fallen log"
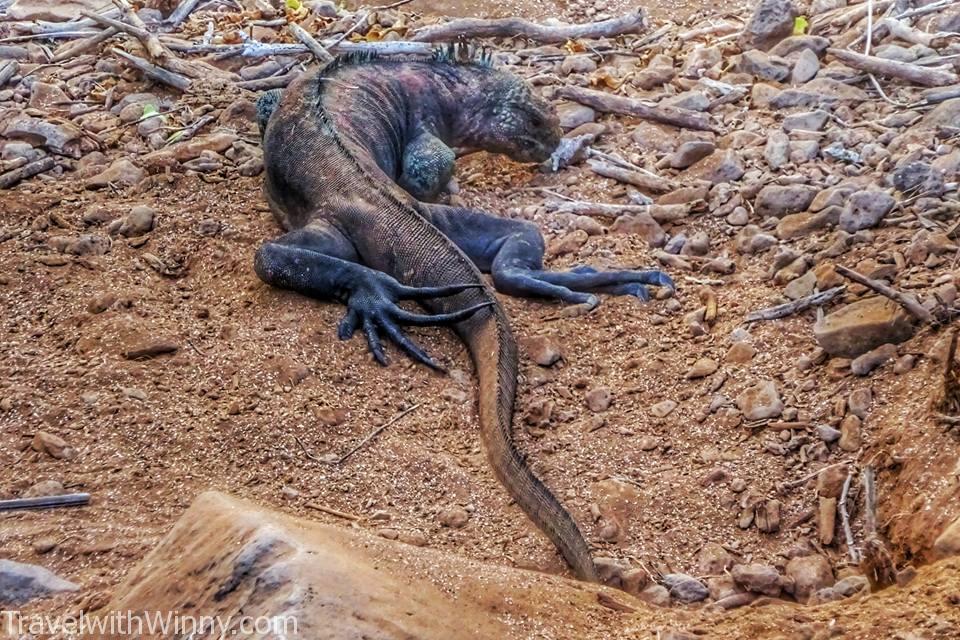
(412, 10, 648, 44)
(828, 47, 959, 88)
(556, 85, 717, 132)
(0, 156, 56, 189)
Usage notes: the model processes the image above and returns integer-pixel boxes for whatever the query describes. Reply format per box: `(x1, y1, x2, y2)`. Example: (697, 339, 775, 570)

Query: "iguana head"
(454, 68, 562, 164)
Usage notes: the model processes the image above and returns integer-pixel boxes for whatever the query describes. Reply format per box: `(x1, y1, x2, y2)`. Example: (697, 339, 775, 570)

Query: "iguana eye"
(530, 114, 543, 128)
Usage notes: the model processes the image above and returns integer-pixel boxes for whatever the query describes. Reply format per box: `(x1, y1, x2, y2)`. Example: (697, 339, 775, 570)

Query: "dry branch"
(544, 200, 692, 223)
(744, 286, 846, 323)
(587, 158, 674, 192)
(0, 60, 18, 87)
(288, 23, 334, 64)
(556, 85, 717, 132)
(164, 0, 202, 30)
(828, 47, 959, 88)
(0, 156, 56, 189)
(412, 10, 648, 43)
(51, 27, 118, 63)
(110, 47, 191, 91)
(834, 264, 934, 323)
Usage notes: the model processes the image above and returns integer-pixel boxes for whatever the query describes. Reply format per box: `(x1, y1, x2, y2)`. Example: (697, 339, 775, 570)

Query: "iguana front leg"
(398, 133, 455, 202)
(418, 203, 674, 312)
(254, 222, 491, 369)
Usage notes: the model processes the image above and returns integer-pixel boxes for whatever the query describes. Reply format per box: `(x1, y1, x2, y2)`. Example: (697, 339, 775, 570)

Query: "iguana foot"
(337, 271, 492, 371)
(527, 268, 675, 303)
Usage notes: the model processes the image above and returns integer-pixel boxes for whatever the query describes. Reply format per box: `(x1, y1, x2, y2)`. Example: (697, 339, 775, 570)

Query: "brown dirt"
(1, 0, 960, 637)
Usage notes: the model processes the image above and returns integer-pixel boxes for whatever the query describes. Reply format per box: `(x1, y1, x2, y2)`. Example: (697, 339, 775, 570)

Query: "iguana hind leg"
(418, 203, 674, 310)
(254, 222, 490, 369)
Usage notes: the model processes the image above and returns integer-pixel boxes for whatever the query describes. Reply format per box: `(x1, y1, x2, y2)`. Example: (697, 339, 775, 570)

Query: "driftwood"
(0, 156, 56, 189)
(0, 60, 18, 87)
(236, 70, 302, 90)
(744, 286, 846, 323)
(412, 10, 648, 43)
(164, 0, 202, 30)
(51, 27, 118, 63)
(288, 23, 334, 64)
(834, 264, 934, 323)
(828, 48, 959, 88)
(556, 85, 717, 132)
(587, 158, 674, 192)
(544, 200, 692, 223)
(110, 47, 191, 91)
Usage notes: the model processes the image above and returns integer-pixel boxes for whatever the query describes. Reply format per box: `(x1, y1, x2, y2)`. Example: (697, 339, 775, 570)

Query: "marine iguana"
(254, 45, 673, 582)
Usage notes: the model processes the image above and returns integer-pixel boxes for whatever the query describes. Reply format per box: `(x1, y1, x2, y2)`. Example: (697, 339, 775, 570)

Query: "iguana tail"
(459, 301, 600, 582)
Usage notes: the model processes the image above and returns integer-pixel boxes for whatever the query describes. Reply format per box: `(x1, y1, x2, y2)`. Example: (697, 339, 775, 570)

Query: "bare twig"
(164, 0, 202, 30)
(586, 158, 674, 193)
(744, 286, 846, 323)
(834, 264, 934, 323)
(110, 47, 192, 91)
(412, 9, 648, 43)
(543, 199, 692, 223)
(287, 22, 334, 64)
(556, 85, 717, 132)
(840, 468, 859, 563)
(328, 404, 421, 465)
(305, 502, 362, 521)
(51, 27, 118, 63)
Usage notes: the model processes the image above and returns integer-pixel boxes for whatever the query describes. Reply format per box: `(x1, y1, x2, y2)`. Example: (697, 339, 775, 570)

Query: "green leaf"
(139, 103, 159, 121)
(793, 16, 809, 35)
(165, 130, 185, 145)
(285, 0, 302, 10)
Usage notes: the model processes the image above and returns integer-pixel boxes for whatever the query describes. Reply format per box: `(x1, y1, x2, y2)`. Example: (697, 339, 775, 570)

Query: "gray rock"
(119, 205, 155, 237)
(0, 559, 79, 606)
(557, 102, 595, 129)
(790, 140, 820, 164)
(838, 190, 895, 232)
(791, 48, 821, 83)
(782, 109, 829, 132)
(661, 573, 709, 603)
(667, 140, 716, 169)
(755, 184, 818, 218)
(560, 55, 598, 75)
(2, 115, 86, 158)
(765, 131, 790, 169)
(738, 50, 791, 81)
(851, 343, 898, 376)
(740, 0, 797, 51)
(769, 88, 838, 109)
(892, 162, 945, 195)
(769, 35, 831, 58)
(817, 424, 842, 443)
(661, 90, 710, 112)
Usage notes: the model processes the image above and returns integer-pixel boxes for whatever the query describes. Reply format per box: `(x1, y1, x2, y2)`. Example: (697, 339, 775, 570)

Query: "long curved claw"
(362, 319, 388, 366)
(638, 270, 675, 291)
(392, 301, 495, 326)
(379, 320, 444, 372)
(338, 308, 361, 340)
(393, 282, 485, 300)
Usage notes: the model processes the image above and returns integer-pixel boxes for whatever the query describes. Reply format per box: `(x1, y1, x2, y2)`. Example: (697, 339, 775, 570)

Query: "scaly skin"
(255, 47, 673, 581)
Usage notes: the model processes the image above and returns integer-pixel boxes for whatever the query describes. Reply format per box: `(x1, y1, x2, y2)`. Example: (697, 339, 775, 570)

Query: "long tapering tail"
(460, 305, 599, 582)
